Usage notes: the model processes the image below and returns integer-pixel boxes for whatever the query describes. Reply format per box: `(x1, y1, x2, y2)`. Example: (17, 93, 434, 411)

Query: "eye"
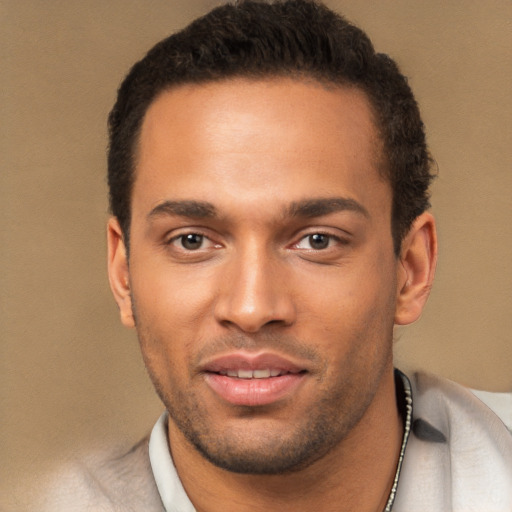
(169, 233, 217, 251)
(295, 233, 336, 250)
(179, 233, 205, 250)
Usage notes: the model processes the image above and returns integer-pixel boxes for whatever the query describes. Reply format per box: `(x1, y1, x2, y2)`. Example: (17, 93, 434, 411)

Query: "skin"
(108, 78, 437, 512)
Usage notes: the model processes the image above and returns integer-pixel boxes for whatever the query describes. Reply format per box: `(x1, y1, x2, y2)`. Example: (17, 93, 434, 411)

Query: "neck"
(169, 370, 403, 512)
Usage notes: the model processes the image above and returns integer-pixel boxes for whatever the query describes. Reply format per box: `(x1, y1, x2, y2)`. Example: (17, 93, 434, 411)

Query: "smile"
(201, 352, 308, 407)
(217, 368, 297, 379)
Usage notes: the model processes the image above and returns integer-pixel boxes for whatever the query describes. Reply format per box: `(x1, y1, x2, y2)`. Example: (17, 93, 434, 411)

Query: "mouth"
(216, 368, 303, 379)
(202, 352, 308, 407)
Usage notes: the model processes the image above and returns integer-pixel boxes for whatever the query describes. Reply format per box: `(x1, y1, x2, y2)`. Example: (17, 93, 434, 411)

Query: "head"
(108, 0, 434, 256)
(107, 0, 437, 476)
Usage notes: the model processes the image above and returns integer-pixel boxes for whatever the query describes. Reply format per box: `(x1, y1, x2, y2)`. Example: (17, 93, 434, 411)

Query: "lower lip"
(204, 373, 305, 406)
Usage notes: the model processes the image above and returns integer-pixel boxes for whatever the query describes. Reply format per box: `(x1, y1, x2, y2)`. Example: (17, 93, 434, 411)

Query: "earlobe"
(107, 217, 135, 328)
(395, 212, 437, 326)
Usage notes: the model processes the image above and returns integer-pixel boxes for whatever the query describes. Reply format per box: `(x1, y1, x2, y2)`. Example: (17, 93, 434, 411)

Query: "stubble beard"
(162, 377, 383, 475)
(138, 335, 392, 476)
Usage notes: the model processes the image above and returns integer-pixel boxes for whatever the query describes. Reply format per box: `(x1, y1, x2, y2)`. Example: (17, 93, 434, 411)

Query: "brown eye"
(308, 233, 330, 250)
(295, 233, 339, 251)
(180, 233, 204, 250)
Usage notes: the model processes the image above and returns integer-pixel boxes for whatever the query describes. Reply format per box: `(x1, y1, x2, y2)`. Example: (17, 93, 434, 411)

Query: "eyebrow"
(147, 196, 369, 222)
(286, 197, 369, 219)
(148, 200, 217, 220)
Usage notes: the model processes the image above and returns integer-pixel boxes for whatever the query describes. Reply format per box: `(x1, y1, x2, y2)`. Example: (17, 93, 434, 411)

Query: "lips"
(202, 352, 307, 407)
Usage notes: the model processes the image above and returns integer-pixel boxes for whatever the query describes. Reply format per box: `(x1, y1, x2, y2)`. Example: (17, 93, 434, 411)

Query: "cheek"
(131, 257, 217, 327)
(297, 256, 397, 353)
(300, 256, 396, 318)
(128, 259, 226, 382)
(129, 281, 190, 371)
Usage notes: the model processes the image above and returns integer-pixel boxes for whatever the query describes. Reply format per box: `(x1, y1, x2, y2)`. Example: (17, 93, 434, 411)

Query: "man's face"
(113, 78, 404, 473)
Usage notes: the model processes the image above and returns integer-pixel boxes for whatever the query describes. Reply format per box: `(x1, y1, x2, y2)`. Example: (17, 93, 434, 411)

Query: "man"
(42, 1, 512, 510)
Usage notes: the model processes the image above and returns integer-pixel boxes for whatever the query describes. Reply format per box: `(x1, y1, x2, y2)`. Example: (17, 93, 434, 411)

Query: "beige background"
(1, 0, 511, 498)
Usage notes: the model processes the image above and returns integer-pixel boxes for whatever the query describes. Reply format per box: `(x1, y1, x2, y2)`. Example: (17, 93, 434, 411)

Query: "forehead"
(134, 78, 389, 219)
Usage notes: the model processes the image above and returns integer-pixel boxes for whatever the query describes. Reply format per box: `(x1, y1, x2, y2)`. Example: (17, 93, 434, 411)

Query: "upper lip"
(201, 351, 307, 374)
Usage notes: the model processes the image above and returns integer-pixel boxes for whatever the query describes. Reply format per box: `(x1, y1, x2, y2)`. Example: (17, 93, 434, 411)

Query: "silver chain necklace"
(382, 372, 413, 512)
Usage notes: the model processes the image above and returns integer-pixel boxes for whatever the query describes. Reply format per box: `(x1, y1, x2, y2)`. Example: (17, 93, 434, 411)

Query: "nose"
(214, 246, 296, 333)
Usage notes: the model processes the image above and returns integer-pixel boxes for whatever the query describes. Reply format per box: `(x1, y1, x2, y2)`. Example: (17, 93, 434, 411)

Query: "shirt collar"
(149, 411, 196, 512)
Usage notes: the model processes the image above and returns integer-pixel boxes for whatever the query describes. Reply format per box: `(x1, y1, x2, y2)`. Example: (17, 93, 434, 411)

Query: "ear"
(395, 212, 437, 325)
(107, 217, 135, 328)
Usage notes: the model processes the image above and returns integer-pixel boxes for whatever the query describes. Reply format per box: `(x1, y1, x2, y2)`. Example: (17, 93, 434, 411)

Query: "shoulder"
(394, 372, 512, 511)
(410, 372, 512, 449)
(37, 437, 165, 512)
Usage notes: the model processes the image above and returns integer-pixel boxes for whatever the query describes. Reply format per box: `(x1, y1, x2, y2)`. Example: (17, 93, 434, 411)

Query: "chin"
(187, 431, 330, 475)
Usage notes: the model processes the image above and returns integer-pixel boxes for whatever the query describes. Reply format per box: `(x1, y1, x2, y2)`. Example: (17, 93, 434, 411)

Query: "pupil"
(309, 233, 329, 249)
(182, 234, 203, 250)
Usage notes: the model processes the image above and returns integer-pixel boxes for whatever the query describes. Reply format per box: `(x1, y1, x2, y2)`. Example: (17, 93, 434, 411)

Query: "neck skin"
(167, 369, 403, 512)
